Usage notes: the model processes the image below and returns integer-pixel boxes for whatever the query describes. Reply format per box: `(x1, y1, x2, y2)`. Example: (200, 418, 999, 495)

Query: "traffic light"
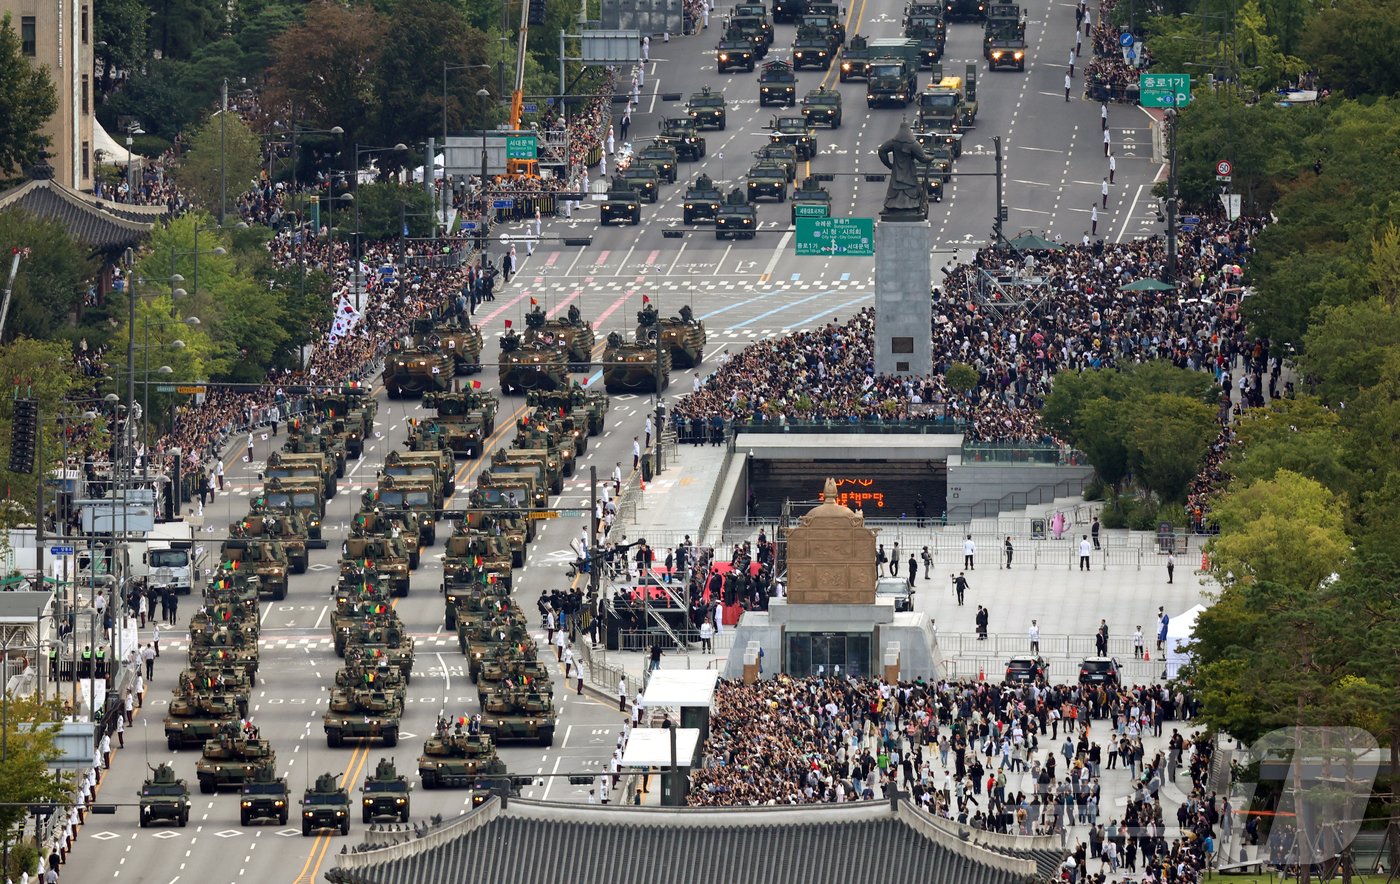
(8, 398, 38, 474)
(528, 0, 547, 25)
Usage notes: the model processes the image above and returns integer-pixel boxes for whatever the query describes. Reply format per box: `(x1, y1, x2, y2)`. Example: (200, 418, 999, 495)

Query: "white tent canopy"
(619, 727, 701, 768)
(1164, 603, 1206, 679)
(92, 119, 142, 168)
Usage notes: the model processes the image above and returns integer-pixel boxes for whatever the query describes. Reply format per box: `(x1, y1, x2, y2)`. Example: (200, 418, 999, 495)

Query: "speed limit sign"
(1215, 160, 1233, 179)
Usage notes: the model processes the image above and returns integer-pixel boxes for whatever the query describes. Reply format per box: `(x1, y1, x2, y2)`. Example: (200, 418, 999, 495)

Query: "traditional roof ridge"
(0, 178, 160, 252)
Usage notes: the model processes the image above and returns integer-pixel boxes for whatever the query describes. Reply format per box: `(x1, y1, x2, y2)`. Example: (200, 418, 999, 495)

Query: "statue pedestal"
(874, 220, 933, 377)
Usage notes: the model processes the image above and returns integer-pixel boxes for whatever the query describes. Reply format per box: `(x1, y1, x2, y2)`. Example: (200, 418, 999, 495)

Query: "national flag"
(471, 380, 481, 389)
(530, 297, 538, 306)
(504, 320, 512, 329)
(642, 294, 650, 304)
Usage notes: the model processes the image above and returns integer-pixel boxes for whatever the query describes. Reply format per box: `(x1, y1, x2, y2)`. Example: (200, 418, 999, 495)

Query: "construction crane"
(0, 247, 30, 342)
(506, 0, 540, 179)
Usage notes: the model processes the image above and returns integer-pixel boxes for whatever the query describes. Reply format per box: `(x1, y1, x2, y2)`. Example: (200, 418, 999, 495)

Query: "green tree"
(1208, 470, 1349, 590)
(265, 1, 385, 151)
(172, 114, 264, 219)
(0, 694, 72, 873)
(0, 208, 98, 342)
(146, 0, 221, 60)
(0, 13, 59, 181)
(1299, 0, 1400, 98)
(1225, 395, 1350, 492)
(1073, 397, 1131, 491)
(1125, 393, 1218, 504)
(944, 362, 979, 393)
(353, 181, 434, 241)
(100, 59, 203, 143)
(93, 0, 149, 96)
(1298, 298, 1400, 405)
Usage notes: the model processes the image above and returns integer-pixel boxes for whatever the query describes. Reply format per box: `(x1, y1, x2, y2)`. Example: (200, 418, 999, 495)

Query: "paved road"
(64, 3, 1164, 883)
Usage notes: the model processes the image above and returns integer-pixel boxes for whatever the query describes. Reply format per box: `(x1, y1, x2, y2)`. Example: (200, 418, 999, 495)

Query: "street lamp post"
(475, 89, 493, 269)
(1163, 107, 1180, 282)
(125, 123, 144, 199)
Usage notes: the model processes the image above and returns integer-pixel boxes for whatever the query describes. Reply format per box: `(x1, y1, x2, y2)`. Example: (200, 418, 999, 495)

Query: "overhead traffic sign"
(492, 199, 515, 209)
(505, 135, 538, 161)
(1139, 73, 1190, 108)
(459, 220, 478, 231)
(796, 217, 874, 257)
(523, 103, 539, 114)
(794, 203, 829, 219)
(176, 385, 206, 395)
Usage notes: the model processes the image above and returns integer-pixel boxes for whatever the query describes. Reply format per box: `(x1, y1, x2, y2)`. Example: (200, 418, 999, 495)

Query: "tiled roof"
(328, 799, 1056, 884)
(0, 179, 161, 252)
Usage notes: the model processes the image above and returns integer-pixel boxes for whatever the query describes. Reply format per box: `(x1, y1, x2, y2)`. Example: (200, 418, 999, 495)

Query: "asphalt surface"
(66, 3, 1165, 883)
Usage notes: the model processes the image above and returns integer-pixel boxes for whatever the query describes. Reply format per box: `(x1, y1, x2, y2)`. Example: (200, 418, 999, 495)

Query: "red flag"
(471, 380, 482, 389)
(504, 320, 512, 329)
(530, 297, 538, 306)
(642, 294, 650, 304)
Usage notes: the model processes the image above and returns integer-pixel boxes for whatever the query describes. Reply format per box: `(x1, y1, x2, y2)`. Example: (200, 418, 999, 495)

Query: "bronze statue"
(876, 121, 935, 221)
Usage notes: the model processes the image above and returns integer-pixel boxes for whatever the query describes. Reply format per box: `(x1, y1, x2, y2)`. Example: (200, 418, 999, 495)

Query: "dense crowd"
(1085, 0, 1151, 103)
(692, 675, 1224, 883)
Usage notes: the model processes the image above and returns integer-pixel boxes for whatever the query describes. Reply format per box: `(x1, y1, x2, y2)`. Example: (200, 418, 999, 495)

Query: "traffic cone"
(1144, 650, 1150, 661)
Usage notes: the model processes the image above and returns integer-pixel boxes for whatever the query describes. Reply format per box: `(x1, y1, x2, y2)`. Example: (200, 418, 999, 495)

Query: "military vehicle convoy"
(747, 161, 789, 202)
(366, 474, 438, 543)
(196, 724, 275, 793)
(525, 386, 608, 436)
(477, 650, 552, 702)
(523, 304, 595, 372)
(459, 613, 530, 677)
(418, 718, 509, 789)
(658, 117, 707, 162)
(715, 33, 756, 73)
(498, 329, 569, 395)
(139, 763, 191, 828)
(301, 772, 351, 836)
(382, 342, 455, 399)
(324, 685, 403, 747)
(717, 188, 758, 240)
(984, 1, 1027, 70)
(350, 509, 423, 568)
(230, 513, 309, 573)
(618, 164, 660, 202)
(769, 115, 818, 160)
(381, 448, 454, 503)
(342, 535, 412, 596)
(361, 757, 412, 822)
(603, 332, 671, 393)
(480, 684, 558, 747)
(637, 303, 706, 369)
(686, 86, 727, 130)
(264, 450, 336, 499)
(239, 767, 290, 826)
(635, 142, 679, 183)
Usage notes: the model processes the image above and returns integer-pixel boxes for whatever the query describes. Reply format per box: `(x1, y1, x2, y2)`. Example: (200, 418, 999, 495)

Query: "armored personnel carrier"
(360, 757, 411, 823)
(264, 450, 337, 499)
(164, 680, 243, 750)
(218, 538, 289, 601)
(418, 719, 508, 789)
(638, 303, 707, 369)
(522, 304, 595, 372)
(301, 772, 351, 836)
(461, 488, 535, 567)
(411, 316, 483, 375)
(196, 724, 276, 793)
(383, 343, 454, 399)
(602, 331, 671, 393)
(239, 766, 290, 826)
(365, 474, 438, 544)
(139, 763, 191, 828)
(258, 476, 325, 543)
(350, 509, 423, 567)
(525, 385, 608, 436)
(480, 684, 558, 747)
(498, 329, 569, 395)
(717, 187, 758, 240)
(230, 513, 309, 573)
(342, 535, 412, 597)
(324, 687, 403, 748)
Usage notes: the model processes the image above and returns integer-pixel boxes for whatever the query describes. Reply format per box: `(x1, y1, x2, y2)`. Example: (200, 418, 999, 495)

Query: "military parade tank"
(360, 757, 412, 823)
(383, 341, 455, 399)
(443, 577, 513, 633)
(341, 620, 415, 678)
(460, 613, 530, 679)
(324, 686, 403, 748)
(443, 531, 513, 594)
(258, 476, 326, 544)
(178, 662, 252, 698)
(418, 719, 508, 789)
(218, 538, 289, 601)
(342, 535, 412, 597)
(463, 487, 535, 567)
(602, 331, 670, 393)
(196, 724, 276, 793)
(230, 513, 309, 574)
(239, 766, 290, 826)
(335, 649, 409, 705)
(188, 599, 259, 639)
(350, 509, 423, 568)
(189, 612, 259, 652)
(309, 381, 377, 458)
(264, 449, 337, 499)
(498, 329, 569, 395)
(480, 684, 558, 747)
(418, 388, 499, 459)
(186, 643, 260, 689)
(476, 648, 551, 702)
(203, 571, 262, 615)
(638, 303, 706, 369)
(490, 446, 563, 496)
(330, 595, 394, 656)
(413, 316, 483, 375)
(301, 772, 351, 836)
(523, 403, 589, 458)
(164, 679, 243, 749)
(283, 418, 349, 477)
(522, 303, 595, 372)
(525, 385, 608, 436)
(365, 474, 438, 543)
(139, 763, 191, 828)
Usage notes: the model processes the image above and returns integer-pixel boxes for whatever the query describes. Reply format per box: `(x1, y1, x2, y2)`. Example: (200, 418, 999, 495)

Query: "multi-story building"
(3, 0, 93, 190)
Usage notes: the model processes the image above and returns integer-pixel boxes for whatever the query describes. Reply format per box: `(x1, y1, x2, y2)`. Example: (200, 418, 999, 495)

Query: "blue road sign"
(459, 220, 478, 231)
(1119, 31, 1134, 47)
(50, 546, 74, 555)
(1181, 215, 1201, 230)
(523, 103, 539, 114)
(492, 199, 514, 209)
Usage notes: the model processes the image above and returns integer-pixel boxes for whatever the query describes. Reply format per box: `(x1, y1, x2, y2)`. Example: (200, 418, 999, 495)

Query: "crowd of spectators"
(692, 674, 1224, 883)
(1084, 0, 1152, 103)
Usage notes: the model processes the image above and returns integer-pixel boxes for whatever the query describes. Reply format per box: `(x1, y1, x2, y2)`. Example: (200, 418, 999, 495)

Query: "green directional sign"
(796, 216, 874, 256)
(506, 135, 538, 160)
(794, 203, 829, 219)
(155, 384, 176, 393)
(1138, 73, 1190, 108)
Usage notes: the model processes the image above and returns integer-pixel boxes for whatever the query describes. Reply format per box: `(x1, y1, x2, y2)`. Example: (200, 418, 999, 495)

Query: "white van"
(129, 520, 200, 595)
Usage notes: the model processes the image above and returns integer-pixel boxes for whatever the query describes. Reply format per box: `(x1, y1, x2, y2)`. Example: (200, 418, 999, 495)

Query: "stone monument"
(786, 478, 877, 605)
(873, 121, 934, 378)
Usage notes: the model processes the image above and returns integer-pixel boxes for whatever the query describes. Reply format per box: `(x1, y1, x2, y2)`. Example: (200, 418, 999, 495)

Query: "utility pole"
(1164, 107, 1179, 281)
(219, 78, 228, 227)
(993, 135, 1005, 244)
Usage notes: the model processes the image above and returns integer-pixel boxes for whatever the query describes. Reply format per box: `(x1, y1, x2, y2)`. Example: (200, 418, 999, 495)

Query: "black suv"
(1078, 657, 1123, 687)
(1005, 656, 1049, 683)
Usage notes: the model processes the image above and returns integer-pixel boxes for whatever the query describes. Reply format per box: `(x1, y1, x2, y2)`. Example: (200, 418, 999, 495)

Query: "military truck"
(602, 331, 670, 393)
(806, 4, 846, 42)
(324, 687, 404, 748)
(984, 1, 1026, 70)
(264, 450, 336, 500)
(746, 162, 788, 202)
(657, 118, 706, 162)
(139, 763, 191, 828)
(600, 181, 642, 226)
(308, 382, 377, 458)
(492, 443, 564, 492)
(792, 23, 835, 70)
(382, 448, 454, 504)
(716, 187, 758, 240)
(638, 303, 706, 369)
(769, 116, 818, 160)
(801, 87, 843, 127)
(916, 70, 975, 157)
(636, 142, 679, 183)
(301, 772, 351, 836)
(618, 164, 660, 203)
(419, 388, 499, 459)
(230, 513, 309, 573)
(758, 60, 797, 107)
(366, 474, 438, 543)
(771, 0, 808, 24)
(259, 476, 325, 543)
(790, 177, 833, 224)
(360, 757, 411, 822)
(525, 385, 609, 436)
(382, 343, 454, 399)
(419, 719, 509, 789)
(196, 724, 276, 793)
(239, 766, 290, 826)
(522, 304, 596, 372)
(683, 173, 723, 224)
(754, 143, 799, 181)
(342, 535, 412, 596)
(686, 86, 727, 130)
(867, 52, 920, 108)
(904, 4, 947, 68)
(164, 682, 243, 750)
(412, 316, 483, 375)
(480, 684, 558, 747)
(219, 539, 289, 601)
(477, 470, 548, 520)
(715, 34, 756, 73)
(729, 15, 771, 55)
(350, 509, 423, 568)
(947, 0, 987, 20)
(497, 329, 569, 395)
